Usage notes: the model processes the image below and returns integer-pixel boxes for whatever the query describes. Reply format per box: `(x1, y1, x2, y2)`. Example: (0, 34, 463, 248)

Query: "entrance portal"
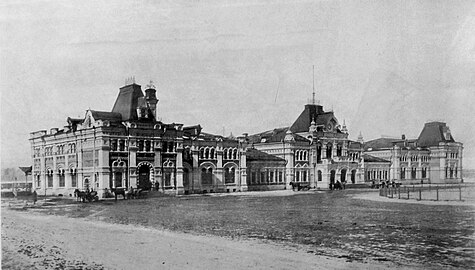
(138, 165, 152, 190)
(341, 169, 347, 183)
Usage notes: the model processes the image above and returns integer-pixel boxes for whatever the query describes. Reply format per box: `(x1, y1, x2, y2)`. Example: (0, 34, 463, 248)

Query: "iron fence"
(379, 183, 475, 202)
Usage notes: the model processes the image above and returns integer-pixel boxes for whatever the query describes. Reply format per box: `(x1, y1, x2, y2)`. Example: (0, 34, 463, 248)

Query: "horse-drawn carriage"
(289, 181, 311, 191)
(111, 187, 149, 201)
(74, 189, 99, 202)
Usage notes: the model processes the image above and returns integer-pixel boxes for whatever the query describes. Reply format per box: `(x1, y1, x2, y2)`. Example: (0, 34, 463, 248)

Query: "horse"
(289, 181, 309, 191)
(111, 188, 127, 201)
(74, 189, 87, 202)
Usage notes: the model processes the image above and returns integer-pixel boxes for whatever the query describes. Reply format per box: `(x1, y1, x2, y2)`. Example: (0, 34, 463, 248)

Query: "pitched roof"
(362, 154, 391, 163)
(246, 148, 286, 162)
(248, 127, 309, 144)
(364, 138, 396, 150)
(290, 104, 336, 133)
(417, 122, 455, 147)
(111, 84, 144, 121)
(90, 110, 122, 122)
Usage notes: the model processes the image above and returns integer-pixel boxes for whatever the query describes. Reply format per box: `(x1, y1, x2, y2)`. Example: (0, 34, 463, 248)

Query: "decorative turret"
(309, 118, 317, 133)
(284, 129, 295, 142)
(357, 132, 364, 144)
(341, 119, 348, 134)
(145, 80, 159, 120)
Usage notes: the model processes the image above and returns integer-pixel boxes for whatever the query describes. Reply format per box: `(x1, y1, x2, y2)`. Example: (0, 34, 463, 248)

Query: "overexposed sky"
(1, 0, 475, 168)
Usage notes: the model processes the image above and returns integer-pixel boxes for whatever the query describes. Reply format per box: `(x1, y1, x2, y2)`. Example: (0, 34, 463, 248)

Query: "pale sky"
(1, 0, 475, 169)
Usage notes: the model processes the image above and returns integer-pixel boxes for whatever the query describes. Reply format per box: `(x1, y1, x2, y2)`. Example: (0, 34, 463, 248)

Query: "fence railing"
(379, 183, 475, 202)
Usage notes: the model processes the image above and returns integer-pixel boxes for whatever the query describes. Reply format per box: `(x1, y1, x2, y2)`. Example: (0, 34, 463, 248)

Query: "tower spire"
(312, 65, 315, 105)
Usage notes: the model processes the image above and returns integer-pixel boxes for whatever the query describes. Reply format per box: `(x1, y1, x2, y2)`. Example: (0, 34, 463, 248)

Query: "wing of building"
(29, 82, 463, 198)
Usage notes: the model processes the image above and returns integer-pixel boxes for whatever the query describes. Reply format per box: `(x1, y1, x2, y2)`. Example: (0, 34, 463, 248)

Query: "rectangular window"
(260, 172, 265, 184)
(71, 174, 77, 187)
(47, 175, 53, 187)
(270, 171, 274, 183)
(36, 175, 41, 188)
(59, 174, 65, 187)
(252, 172, 257, 184)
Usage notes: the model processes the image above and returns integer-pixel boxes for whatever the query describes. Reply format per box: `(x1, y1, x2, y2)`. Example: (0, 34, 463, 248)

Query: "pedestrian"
(32, 189, 38, 205)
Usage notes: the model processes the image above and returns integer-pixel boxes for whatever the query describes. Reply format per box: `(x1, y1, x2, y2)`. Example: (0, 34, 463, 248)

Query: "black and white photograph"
(1, 0, 474, 269)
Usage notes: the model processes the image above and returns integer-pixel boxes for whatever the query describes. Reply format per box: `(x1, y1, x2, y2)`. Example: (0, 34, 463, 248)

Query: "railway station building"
(29, 80, 463, 198)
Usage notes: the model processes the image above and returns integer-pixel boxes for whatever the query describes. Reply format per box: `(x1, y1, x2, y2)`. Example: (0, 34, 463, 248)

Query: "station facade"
(29, 81, 463, 197)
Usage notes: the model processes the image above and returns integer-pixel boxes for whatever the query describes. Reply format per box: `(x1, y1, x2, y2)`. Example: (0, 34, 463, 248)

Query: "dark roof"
(417, 122, 455, 147)
(246, 148, 286, 162)
(111, 84, 144, 121)
(362, 154, 390, 163)
(199, 132, 225, 141)
(183, 125, 202, 137)
(289, 104, 337, 133)
(248, 127, 309, 144)
(364, 138, 396, 150)
(90, 110, 122, 122)
(348, 140, 363, 148)
(18, 166, 32, 174)
(67, 117, 83, 125)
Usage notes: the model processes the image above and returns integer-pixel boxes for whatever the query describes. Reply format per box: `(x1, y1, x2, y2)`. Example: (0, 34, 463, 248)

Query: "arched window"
(316, 144, 322, 163)
(70, 168, 77, 187)
(58, 169, 65, 187)
(336, 144, 342, 156)
(224, 167, 236, 184)
(204, 148, 210, 159)
(233, 149, 238, 160)
(199, 148, 204, 159)
(47, 169, 53, 187)
(111, 139, 118, 151)
(223, 149, 228, 160)
(210, 148, 215, 160)
(326, 143, 332, 159)
(201, 167, 213, 185)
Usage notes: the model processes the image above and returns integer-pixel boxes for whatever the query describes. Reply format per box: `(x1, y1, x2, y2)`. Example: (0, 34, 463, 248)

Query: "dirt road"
(1, 208, 402, 270)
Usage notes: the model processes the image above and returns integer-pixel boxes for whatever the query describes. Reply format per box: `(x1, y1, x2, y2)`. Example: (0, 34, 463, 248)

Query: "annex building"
(29, 81, 463, 198)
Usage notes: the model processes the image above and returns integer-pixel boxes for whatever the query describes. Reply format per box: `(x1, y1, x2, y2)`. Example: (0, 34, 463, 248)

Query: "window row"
(366, 170, 389, 181)
(399, 167, 430, 180)
(223, 148, 238, 160)
(110, 139, 128, 152)
(249, 169, 285, 184)
(295, 150, 308, 161)
(199, 147, 217, 160)
(448, 152, 459, 159)
(445, 166, 458, 179)
(36, 173, 78, 189)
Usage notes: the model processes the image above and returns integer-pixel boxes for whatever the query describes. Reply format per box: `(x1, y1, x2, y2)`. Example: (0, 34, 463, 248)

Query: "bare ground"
(1, 207, 413, 270)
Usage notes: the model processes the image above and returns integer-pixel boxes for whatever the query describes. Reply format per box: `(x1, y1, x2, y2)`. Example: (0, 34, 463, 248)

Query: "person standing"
(32, 189, 38, 205)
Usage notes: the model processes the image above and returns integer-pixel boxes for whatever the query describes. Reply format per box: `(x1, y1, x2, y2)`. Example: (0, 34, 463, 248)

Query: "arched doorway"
(138, 165, 152, 190)
(351, 170, 356, 184)
(330, 170, 336, 189)
(340, 169, 347, 183)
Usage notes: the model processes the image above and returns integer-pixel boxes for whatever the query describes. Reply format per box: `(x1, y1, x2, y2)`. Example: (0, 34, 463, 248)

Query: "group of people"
(371, 180, 398, 189)
(329, 180, 346, 190)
